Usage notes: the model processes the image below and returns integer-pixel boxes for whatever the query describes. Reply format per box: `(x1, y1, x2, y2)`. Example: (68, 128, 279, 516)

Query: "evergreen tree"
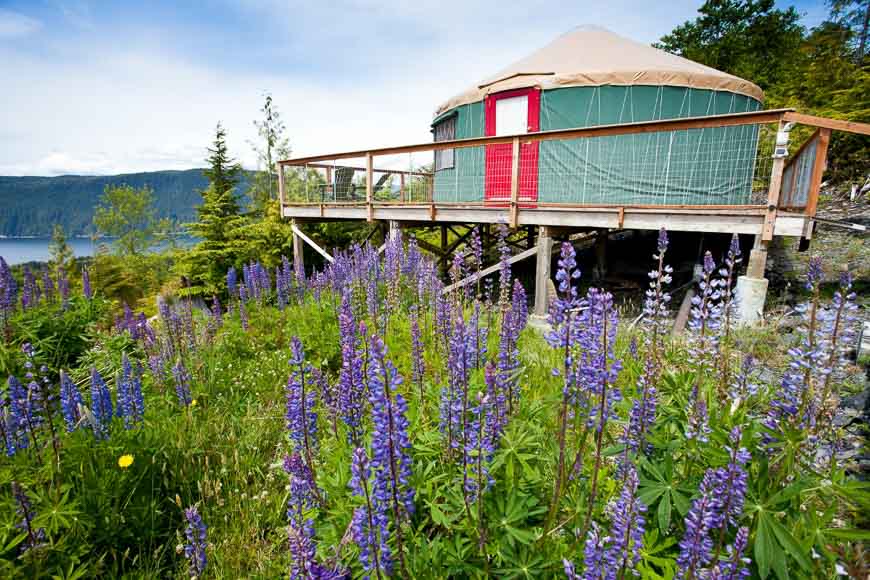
(177, 123, 247, 296)
(48, 224, 75, 272)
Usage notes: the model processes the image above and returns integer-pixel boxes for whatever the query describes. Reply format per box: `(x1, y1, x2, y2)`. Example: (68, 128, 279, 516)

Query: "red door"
(484, 88, 540, 205)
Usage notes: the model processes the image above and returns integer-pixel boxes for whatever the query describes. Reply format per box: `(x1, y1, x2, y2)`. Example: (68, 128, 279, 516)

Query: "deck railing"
(278, 109, 856, 232)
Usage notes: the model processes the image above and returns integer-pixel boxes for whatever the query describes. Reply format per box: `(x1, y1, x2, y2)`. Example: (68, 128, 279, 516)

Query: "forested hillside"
(0, 170, 250, 237)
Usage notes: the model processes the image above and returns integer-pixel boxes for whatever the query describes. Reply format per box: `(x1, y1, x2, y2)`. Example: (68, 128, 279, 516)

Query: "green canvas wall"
(432, 86, 762, 205)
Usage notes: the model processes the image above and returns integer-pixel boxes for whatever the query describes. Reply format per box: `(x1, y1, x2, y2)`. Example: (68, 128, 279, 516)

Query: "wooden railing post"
(509, 137, 520, 228)
(366, 152, 374, 222)
(278, 163, 286, 207)
(805, 128, 830, 217)
(762, 121, 790, 242)
(400, 173, 406, 203)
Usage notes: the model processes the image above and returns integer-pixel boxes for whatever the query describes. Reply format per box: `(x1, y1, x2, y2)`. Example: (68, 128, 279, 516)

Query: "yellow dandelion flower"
(118, 454, 134, 469)
(191, 399, 197, 407)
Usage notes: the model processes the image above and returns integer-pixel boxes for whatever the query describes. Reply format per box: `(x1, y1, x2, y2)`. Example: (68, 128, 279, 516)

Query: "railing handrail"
(278, 108, 795, 166)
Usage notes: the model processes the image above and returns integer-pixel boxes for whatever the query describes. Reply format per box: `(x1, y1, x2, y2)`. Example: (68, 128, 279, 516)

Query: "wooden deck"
(278, 109, 869, 239)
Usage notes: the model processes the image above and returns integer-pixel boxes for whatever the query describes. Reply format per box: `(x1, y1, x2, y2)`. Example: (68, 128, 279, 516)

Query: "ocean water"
(0, 238, 97, 265)
(0, 237, 194, 265)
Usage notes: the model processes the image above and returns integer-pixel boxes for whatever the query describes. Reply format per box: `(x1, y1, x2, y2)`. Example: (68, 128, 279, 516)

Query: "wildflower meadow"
(0, 226, 866, 578)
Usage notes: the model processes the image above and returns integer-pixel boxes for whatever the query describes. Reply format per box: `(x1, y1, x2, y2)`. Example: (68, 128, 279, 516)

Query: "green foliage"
(248, 93, 292, 215)
(48, 225, 75, 273)
(93, 184, 170, 256)
(177, 124, 247, 297)
(9, 296, 110, 373)
(659, 0, 870, 187)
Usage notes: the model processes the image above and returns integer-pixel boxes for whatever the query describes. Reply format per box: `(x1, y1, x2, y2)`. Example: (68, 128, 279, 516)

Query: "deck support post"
(735, 234, 769, 327)
(533, 225, 553, 319)
(292, 220, 304, 277)
(737, 121, 790, 326)
(388, 220, 401, 242)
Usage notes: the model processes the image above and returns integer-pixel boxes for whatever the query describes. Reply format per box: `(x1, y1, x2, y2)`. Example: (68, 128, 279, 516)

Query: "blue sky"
(0, 0, 829, 175)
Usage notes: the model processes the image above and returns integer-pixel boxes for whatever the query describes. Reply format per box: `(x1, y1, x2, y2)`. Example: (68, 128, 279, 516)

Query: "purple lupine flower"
(284, 452, 319, 528)
(685, 385, 711, 443)
(605, 464, 647, 576)
(764, 257, 831, 443)
(718, 234, 742, 336)
(0, 257, 17, 322)
(815, 269, 860, 424)
(464, 388, 495, 505)
(713, 427, 750, 534)
(1, 390, 20, 456)
(708, 526, 751, 580)
(337, 293, 366, 445)
(676, 470, 724, 579)
(207, 294, 223, 338)
(89, 367, 113, 439)
(349, 446, 391, 578)
(581, 288, 623, 435)
(172, 360, 192, 407)
(57, 265, 70, 307)
(545, 242, 585, 521)
(226, 266, 237, 297)
(580, 522, 607, 577)
(729, 355, 759, 402)
(642, 228, 673, 364)
(6, 376, 34, 451)
(621, 356, 658, 456)
(41, 268, 55, 304)
(286, 337, 318, 467)
(82, 267, 92, 299)
(564, 559, 581, 580)
(440, 311, 471, 454)
(368, 335, 415, 519)
(409, 306, 425, 402)
(59, 370, 83, 432)
(12, 482, 46, 555)
(687, 251, 722, 371)
(496, 223, 512, 307)
(183, 506, 208, 577)
(21, 267, 38, 310)
(117, 354, 143, 428)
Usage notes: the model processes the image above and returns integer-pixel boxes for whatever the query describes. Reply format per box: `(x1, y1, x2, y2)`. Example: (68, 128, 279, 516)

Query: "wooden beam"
(292, 220, 304, 274)
(783, 112, 870, 136)
(534, 226, 553, 317)
(291, 224, 335, 263)
(762, 121, 788, 242)
(442, 246, 539, 294)
(416, 238, 444, 257)
(279, 109, 792, 165)
(805, 128, 830, 217)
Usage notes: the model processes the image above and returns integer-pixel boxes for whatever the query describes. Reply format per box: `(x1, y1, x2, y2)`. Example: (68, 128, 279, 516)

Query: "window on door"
(495, 95, 529, 136)
(433, 116, 456, 171)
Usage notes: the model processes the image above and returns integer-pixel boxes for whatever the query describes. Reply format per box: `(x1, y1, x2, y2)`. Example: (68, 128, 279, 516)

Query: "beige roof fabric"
(435, 26, 763, 116)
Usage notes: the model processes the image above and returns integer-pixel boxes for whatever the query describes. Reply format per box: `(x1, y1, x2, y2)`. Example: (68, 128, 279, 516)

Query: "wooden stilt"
(292, 220, 305, 275)
(534, 226, 553, 317)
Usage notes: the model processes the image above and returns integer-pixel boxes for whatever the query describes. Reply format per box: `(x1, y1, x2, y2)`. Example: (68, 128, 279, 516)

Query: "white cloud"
(0, 9, 41, 39)
(0, 0, 703, 175)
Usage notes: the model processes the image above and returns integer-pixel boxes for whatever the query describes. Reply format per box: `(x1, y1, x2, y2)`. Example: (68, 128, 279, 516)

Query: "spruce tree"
(178, 123, 247, 296)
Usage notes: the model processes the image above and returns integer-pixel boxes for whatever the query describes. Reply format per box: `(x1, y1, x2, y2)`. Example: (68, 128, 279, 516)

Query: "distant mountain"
(0, 169, 251, 237)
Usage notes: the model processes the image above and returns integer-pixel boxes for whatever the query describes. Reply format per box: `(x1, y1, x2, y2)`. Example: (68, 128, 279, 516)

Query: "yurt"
(431, 26, 765, 206)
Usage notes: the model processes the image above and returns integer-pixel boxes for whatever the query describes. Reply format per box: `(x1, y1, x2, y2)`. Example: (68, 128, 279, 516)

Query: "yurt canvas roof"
(435, 26, 764, 116)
